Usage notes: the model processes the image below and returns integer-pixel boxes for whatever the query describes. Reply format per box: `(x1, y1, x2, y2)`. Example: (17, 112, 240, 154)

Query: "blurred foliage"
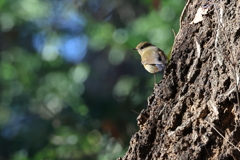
(0, 0, 185, 159)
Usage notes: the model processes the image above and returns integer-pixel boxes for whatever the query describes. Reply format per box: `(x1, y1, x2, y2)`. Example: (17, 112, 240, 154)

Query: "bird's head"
(133, 42, 154, 51)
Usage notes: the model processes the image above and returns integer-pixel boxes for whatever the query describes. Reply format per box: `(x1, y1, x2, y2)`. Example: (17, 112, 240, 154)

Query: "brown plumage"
(133, 42, 168, 84)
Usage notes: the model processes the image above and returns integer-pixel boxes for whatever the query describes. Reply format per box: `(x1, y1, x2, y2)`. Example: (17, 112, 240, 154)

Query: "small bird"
(133, 42, 168, 84)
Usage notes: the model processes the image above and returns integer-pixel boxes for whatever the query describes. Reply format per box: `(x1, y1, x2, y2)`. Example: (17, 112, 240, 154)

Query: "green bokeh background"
(0, 0, 185, 159)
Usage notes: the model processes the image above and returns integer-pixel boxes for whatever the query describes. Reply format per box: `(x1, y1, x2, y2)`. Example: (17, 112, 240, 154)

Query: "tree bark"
(118, 0, 240, 159)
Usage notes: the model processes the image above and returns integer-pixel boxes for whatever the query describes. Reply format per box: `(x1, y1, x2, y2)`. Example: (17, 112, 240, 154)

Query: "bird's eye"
(140, 46, 145, 50)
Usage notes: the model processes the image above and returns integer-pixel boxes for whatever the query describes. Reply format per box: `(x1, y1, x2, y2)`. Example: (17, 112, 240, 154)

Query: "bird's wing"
(141, 50, 166, 65)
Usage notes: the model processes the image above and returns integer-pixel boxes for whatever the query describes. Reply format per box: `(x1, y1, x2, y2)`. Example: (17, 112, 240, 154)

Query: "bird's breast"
(143, 64, 160, 73)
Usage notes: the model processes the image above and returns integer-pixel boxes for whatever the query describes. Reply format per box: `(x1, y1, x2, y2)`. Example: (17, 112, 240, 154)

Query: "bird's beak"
(132, 48, 137, 50)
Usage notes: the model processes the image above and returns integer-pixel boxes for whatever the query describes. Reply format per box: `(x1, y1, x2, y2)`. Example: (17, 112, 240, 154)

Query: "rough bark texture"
(118, 0, 240, 159)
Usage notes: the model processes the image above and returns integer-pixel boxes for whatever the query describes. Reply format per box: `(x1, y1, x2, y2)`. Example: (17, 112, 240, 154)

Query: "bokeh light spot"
(78, 105, 88, 116)
(70, 64, 90, 84)
(51, 135, 64, 145)
(147, 28, 166, 44)
(66, 135, 78, 145)
(0, 13, 14, 32)
(113, 76, 134, 99)
(42, 45, 59, 61)
(112, 29, 129, 44)
(61, 36, 88, 63)
(89, 23, 115, 51)
(15, 0, 50, 21)
(108, 48, 125, 65)
(0, 62, 17, 80)
(69, 83, 85, 97)
(44, 94, 62, 114)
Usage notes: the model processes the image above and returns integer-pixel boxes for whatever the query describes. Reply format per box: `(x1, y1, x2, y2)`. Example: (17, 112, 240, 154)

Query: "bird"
(133, 42, 168, 84)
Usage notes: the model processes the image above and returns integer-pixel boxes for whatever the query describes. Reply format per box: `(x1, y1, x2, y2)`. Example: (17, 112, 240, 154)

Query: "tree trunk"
(118, 0, 240, 159)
